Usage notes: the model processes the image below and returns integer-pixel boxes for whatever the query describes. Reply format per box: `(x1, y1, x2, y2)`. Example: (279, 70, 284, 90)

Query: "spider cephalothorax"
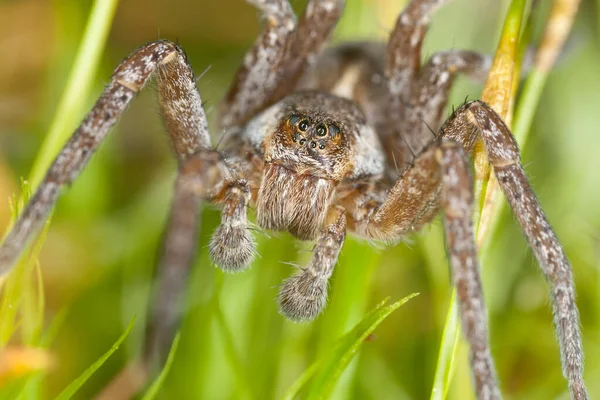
(0, 0, 588, 399)
(248, 91, 383, 240)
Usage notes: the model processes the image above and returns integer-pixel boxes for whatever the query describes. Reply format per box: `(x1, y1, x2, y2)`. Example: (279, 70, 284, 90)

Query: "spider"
(0, 0, 587, 398)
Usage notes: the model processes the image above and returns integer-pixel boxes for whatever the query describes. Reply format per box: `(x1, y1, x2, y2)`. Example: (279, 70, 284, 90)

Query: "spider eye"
(315, 124, 327, 137)
(298, 119, 310, 132)
(328, 123, 340, 137)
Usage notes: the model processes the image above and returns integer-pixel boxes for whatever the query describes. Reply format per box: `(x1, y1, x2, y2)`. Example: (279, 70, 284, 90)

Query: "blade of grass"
(20, 218, 51, 346)
(513, 0, 581, 147)
(311, 240, 381, 399)
(476, 0, 582, 339)
(28, 0, 119, 191)
(282, 294, 418, 400)
(141, 332, 181, 400)
(213, 297, 254, 400)
(0, 181, 41, 345)
(212, 274, 254, 400)
(54, 316, 135, 400)
(0, 0, 118, 387)
(39, 307, 70, 348)
(431, 1, 526, 398)
(429, 290, 459, 400)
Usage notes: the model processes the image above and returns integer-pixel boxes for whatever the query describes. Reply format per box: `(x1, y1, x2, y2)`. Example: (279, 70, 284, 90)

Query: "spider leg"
(364, 145, 442, 240)
(219, 0, 344, 129)
(437, 141, 500, 399)
(209, 178, 256, 272)
(345, 141, 499, 399)
(146, 150, 230, 367)
(401, 50, 492, 156)
(0, 39, 257, 379)
(343, 139, 498, 398)
(384, 0, 492, 173)
(405, 45, 495, 223)
(146, 151, 228, 363)
(346, 97, 589, 398)
(0, 40, 210, 274)
(278, 206, 346, 321)
(462, 101, 588, 399)
(386, 0, 447, 103)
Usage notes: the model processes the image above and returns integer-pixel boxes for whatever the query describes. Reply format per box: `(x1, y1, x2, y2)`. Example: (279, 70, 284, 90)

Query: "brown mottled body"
(0, 0, 587, 399)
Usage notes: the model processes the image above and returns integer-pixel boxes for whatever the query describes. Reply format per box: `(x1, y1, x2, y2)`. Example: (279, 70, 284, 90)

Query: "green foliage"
(54, 317, 135, 400)
(282, 295, 418, 400)
(27, 0, 120, 190)
(141, 332, 180, 400)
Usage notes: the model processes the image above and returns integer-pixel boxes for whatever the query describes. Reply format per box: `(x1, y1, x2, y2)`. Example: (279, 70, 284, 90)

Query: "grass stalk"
(141, 333, 181, 400)
(28, 0, 119, 190)
(54, 317, 135, 400)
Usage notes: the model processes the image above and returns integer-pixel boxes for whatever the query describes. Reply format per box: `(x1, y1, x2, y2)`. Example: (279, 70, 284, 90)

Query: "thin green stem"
(213, 276, 254, 400)
(28, 0, 119, 190)
(430, 291, 460, 400)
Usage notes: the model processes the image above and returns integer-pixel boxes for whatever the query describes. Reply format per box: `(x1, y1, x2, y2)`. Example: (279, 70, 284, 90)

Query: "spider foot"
(209, 222, 255, 272)
(278, 270, 328, 322)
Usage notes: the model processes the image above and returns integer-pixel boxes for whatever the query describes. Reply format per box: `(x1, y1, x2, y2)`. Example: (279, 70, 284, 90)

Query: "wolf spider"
(0, 0, 587, 398)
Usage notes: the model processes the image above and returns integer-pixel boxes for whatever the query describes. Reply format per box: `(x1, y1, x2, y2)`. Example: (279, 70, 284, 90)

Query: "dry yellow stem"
(472, 2, 522, 181)
(476, 49, 521, 246)
(476, 0, 581, 246)
(537, 0, 581, 73)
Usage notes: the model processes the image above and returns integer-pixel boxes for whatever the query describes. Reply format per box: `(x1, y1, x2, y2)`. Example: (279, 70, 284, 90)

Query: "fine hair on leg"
(0, 40, 210, 276)
(278, 206, 346, 321)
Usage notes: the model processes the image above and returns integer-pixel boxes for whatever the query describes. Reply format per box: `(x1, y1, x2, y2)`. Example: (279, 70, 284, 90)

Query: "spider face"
(254, 93, 351, 240)
(247, 91, 383, 240)
(261, 92, 355, 179)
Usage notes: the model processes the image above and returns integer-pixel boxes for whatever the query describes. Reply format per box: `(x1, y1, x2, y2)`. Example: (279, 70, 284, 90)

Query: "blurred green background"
(0, 0, 599, 399)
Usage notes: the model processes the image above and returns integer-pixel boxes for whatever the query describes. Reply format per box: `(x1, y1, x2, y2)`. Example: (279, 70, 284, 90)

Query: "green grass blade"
(311, 240, 380, 398)
(283, 294, 419, 400)
(141, 332, 181, 400)
(213, 293, 254, 400)
(54, 316, 135, 400)
(430, 291, 460, 400)
(28, 0, 119, 190)
(0, 182, 34, 345)
(40, 307, 70, 348)
(282, 363, 321, 400)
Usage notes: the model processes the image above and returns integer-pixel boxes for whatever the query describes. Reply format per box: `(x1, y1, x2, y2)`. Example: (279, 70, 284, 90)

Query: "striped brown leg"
(278, 206, 346, 321)
(219, 0, 345, 129)
(383, 0, 493, 171)
(463, 101, 588, 400)
(383, 0, 448, 170)
(402, 50, 492, 156)
(351, 100, 587, 399)
(146, 150, 230, 367)
(209, 179, 256, 272)
(348, 140, 499, 399)
(0, 40, 210, 275)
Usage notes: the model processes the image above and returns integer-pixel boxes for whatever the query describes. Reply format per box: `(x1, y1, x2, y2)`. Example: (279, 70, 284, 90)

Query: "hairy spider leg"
(219, 0, 345, 130)
(0, 41, 210, 275)
(341, 101, 586, 399)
